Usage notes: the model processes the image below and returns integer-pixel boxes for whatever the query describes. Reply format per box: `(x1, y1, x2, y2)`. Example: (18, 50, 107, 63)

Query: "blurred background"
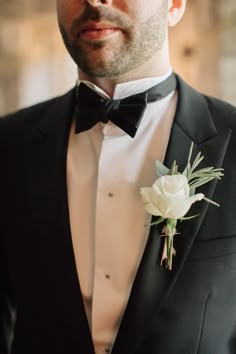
(0, 0, 235, 116)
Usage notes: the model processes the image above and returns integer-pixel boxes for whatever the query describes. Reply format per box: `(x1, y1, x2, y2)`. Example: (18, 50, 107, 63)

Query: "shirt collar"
(78, 68, 173, 100)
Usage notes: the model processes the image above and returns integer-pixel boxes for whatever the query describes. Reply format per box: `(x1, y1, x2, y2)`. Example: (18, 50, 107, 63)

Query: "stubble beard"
(58, 4, 168, 78)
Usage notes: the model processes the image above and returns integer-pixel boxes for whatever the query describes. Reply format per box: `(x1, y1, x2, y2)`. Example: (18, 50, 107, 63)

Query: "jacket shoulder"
(0, 88, 75, 132)
(204, 94, 236, 129)
(177, 74, 236, 130)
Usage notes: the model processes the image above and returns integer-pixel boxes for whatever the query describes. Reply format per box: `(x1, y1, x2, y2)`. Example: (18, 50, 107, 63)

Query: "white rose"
(140, 174, 204, 219)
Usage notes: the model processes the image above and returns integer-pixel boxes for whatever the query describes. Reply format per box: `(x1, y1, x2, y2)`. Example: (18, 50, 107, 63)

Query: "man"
(0, 0, 236, 353)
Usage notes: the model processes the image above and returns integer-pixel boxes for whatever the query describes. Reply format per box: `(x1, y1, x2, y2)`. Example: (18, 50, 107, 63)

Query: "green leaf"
(188, 167, 224, 182)
(180, 214, 200, 221)
(187, 142, 194, 165)
(169, 160, 178, 175)
(203, 197, 220, 207)
(191, 153, 204, 172)
(189, 176, 217, 190)
(150, 217, 165, 226)
(156, 160, 169, 177)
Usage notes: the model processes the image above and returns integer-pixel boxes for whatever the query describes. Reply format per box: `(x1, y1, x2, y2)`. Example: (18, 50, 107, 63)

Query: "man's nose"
(86, 0, 113, 7)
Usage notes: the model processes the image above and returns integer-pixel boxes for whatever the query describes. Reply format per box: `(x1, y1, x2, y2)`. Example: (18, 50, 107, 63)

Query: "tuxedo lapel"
(24, 89, 95, 353)
(112, 76, 231, 354)
(165, 77, 231, 270)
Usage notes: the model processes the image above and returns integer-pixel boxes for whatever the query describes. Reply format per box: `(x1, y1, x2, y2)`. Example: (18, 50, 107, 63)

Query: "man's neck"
(78, 49, 170, 97)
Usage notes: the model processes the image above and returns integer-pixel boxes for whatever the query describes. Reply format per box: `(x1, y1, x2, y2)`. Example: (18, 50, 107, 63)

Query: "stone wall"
(219, 1, 236, 104)
(0, 2, 76, 115)
(170, 0, 221, 97)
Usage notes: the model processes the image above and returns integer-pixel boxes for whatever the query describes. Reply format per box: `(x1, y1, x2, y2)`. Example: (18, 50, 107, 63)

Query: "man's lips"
(78, 22, 121, 41)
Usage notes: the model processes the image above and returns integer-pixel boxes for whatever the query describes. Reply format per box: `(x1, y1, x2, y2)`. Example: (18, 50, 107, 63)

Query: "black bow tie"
(75, 72, 177, 138)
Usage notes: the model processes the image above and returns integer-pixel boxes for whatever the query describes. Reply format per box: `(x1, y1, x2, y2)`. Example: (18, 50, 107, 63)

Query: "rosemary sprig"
(183, 142, 224, 191)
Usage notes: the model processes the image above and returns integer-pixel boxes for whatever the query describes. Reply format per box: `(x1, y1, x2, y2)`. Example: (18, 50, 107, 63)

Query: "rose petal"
(144, 203, 162, 216)
(140, 187, 153, 204)
(141, 175, 205, 219)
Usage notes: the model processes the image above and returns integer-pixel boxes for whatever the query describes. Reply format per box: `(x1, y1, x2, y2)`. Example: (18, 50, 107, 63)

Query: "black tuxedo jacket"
(0, 76, 236, 354)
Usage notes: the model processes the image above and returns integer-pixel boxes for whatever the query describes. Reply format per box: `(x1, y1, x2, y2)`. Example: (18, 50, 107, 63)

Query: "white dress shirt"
(67, 69, 178, 354)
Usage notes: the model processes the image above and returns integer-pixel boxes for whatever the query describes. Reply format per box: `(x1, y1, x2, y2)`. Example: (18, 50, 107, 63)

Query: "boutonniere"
(140, 143, 224, 271)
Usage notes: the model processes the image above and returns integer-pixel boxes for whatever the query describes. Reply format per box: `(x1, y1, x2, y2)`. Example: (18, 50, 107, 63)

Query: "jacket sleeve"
(0, 119, 16, 354)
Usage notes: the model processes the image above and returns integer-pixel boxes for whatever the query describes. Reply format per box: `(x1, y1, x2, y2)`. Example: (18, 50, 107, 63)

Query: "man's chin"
(77, 64, 118, 78)
(75, 52, 121, 78)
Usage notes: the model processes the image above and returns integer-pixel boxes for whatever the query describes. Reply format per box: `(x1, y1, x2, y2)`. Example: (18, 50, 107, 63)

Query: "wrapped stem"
(162, 219, 177, 270)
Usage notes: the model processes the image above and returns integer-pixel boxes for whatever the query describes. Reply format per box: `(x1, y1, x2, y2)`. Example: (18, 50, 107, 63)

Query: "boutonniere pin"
(140, 143, 224, 271)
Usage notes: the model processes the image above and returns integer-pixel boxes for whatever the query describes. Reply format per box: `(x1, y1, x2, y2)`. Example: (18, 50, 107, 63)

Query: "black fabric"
(75, 72, 177, 137)
(0, 76, 236, 354)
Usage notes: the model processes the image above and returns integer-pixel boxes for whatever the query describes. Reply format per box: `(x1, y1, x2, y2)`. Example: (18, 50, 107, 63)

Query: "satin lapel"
(24, 89, 94, 353)
(112, 76, 231, 354)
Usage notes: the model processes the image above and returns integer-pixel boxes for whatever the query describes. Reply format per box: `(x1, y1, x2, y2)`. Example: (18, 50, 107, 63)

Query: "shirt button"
(101, 116, 109, 123)
(105, 273, 111, 279)
(108, 192, 114, 197)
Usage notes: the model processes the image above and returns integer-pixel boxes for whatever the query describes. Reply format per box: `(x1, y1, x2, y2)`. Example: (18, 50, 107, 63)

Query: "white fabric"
(67, 71, 178, 354)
